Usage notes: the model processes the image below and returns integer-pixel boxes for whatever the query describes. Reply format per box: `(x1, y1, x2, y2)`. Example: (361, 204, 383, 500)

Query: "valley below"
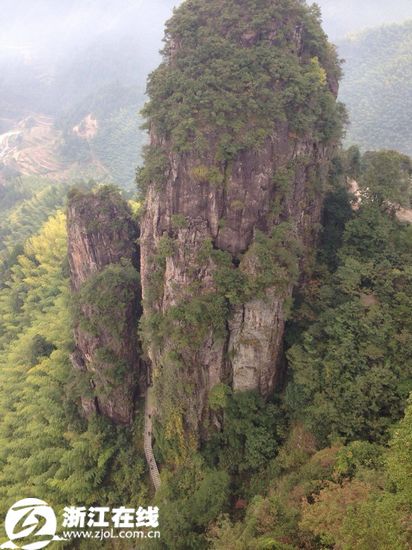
(0, 112, 109, 182)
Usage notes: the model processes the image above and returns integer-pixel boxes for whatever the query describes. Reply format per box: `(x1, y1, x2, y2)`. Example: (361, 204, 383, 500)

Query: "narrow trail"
(144, 387, 161, 492)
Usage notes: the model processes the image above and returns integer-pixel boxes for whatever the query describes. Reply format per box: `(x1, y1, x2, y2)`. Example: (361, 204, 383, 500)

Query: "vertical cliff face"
(139, 0, 344, 448)
(67, 187, 143, 425)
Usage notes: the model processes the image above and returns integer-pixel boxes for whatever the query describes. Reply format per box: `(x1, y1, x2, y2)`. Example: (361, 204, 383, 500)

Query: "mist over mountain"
(0, 0, 179, 115)
(0, 1, 181, 186)
(0, 0, 175, 60)
(339, 20, 412, 155)
(317, 0, 412, 39)
(1, 0, 412, 187)
(2, 0, 412, 62)
(2, 0, 412, 115)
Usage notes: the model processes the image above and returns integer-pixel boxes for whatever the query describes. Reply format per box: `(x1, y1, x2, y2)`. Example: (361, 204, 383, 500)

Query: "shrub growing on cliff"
(73, 260, 140, 340)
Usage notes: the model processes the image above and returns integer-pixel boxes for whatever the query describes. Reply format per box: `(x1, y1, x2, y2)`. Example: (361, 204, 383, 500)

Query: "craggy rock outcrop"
(139, 0, 344, 445)
(141, 133, 331, 437)
(67, 187, 143, 424)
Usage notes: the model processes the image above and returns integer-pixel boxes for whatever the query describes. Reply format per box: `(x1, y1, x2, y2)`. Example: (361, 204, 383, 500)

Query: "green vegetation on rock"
(139, 0, 344, 190)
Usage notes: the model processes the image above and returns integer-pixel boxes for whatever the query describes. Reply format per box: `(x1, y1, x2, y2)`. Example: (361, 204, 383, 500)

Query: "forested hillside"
(0, 176, 70, 282)
(0, 189, 147, 548)
(0, 1, 411, 549)
(339, 20, 412, 155)
(204, 148, 412, 549)
(56, 84, 146, 187)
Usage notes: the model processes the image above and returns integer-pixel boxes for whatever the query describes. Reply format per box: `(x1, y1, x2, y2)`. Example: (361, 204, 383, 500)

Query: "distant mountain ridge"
(317, 0, 412, 38)
(339, 19, 412, 156)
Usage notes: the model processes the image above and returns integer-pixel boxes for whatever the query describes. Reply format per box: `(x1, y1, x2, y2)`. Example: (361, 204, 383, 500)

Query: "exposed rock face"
(139, 0, 343, 446)
(67, 187, 143, 424)
(141, 135, 331, 435)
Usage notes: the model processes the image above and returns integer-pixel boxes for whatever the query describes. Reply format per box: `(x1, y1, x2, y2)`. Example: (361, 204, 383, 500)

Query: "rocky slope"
(139, 0, 345, 450)
(67, 187, 143, 424)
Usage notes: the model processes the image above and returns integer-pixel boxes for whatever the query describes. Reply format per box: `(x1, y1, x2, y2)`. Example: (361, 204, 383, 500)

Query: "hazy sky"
(1, 0, 412, 59)
(0, 0, 176, 61)
(1, 0, 412, 72)
(316, 0, 412, 38)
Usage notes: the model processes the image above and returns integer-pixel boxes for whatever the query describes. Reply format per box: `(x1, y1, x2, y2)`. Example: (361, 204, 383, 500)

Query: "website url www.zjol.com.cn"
(62, 529, 161, 541)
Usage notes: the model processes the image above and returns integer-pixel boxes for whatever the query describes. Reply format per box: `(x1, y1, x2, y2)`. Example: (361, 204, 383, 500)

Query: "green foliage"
(141, 0, 344, 182)
(141, 290, 230, 459)
(147, 454, 229, 549)
(286, 151, 412, 445)
(142, 234, 176, 307)
(334, 441, 384, 480)
(212, 250, 249, 306)
(340, 493, 411, 550)
(208, 410, 411, 549)
(0, 176, 70, 285)
(57, 83, 147, 189)
(171, 213, 188, 229)
(208, 383, 231, 412)
(142, 221, 301, 459)
(209, 496, 298, 550)
(328, 400, 412, 549)
(149, 292, 229, 351)
(387, 396, 412, 504)
(340, 205, 400, 262)
(206, 391, 286, 475)
(207, 431, 342, 549)
(246, 224, 302, 297)
(287, 297, 411, 443)
(136, 145, 169, 192)
(0, 211, 68, 350)
(191, 165, 225, 186)
(316, 148, 358, 270)
(359, 150, 412, 208)
(299, 478, 373, 547)
(74, 260, 140, 340)
(28, 334, 56, 366)
(294, 409, 412, 549)
(208, 223, 302, 309)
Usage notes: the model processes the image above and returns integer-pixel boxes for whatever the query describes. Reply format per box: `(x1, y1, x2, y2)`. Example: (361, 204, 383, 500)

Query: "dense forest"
(0, 1, 411, 549)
